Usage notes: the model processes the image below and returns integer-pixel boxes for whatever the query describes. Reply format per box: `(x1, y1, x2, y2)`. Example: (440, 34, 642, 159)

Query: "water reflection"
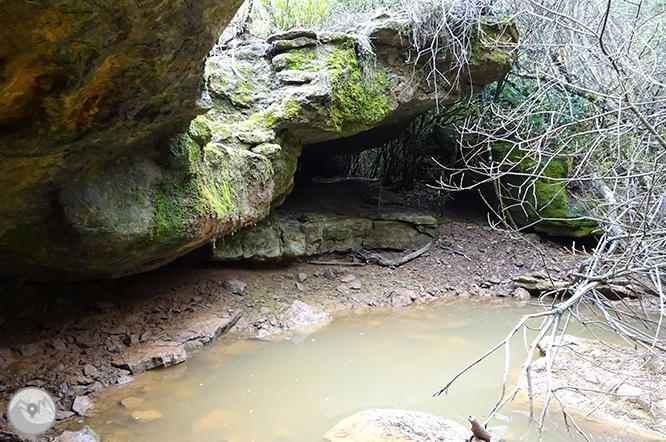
(74, 298, 651, 442)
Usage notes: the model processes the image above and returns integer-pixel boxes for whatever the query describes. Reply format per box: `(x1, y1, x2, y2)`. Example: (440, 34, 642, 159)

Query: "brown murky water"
(71, 298, 650, 442)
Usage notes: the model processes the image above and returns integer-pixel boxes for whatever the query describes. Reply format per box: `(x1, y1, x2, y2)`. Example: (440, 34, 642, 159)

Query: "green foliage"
(231, 0, 496, 40)
(480, 77, 593, 139)
(338, 111, 440, 190)
(253, 0, 333, 35)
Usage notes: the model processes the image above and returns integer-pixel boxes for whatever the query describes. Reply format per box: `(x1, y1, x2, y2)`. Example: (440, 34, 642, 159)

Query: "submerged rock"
(120, 397, 145, 410)
(131, 409, 163, 423)
(324, 408, 472, 442)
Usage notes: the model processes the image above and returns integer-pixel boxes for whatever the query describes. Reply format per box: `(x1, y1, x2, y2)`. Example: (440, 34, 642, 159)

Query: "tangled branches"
(434, 0, 666, 437)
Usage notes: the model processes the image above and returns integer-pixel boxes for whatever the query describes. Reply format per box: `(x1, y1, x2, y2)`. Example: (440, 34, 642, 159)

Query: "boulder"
(256, 300, 332, 340)
(0, 0, 244, 281)
(324, 408, 472, 442)
(177, 313, 242, 351)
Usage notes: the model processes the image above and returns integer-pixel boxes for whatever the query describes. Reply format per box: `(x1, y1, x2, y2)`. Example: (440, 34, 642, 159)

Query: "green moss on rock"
(283, 48, 318, 71)
(325, 46, 394, 133)
(490, 142, 597, 237)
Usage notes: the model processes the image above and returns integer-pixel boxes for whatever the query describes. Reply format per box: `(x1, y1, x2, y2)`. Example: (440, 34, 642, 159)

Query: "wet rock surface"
(324, 408, 472, 442)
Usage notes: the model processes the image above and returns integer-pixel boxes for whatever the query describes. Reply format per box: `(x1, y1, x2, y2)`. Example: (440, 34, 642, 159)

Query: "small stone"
(83, 364, 99, 378)
(488, 276, 501, 284)
(348, 280, 362, 290)
(131, 409, 163, 422)
(120, 396, 145, 409)
(297, 272, 308, 283)
(223, 279, 247, 295)
(17, 342, 42, 356)
(25, 379, 46, 387)
(324, 269, 336, 280)
(73, 374, 93, 385)
(340, 274, 356, 283)
(60, 382, 69, 394)
(117, 375, 135, 385)
(388, 289, 417, 307)
(512, 287, 532, 301)
(336, 284, 350, 295)
(296, 282, 305, 291)
(56, 410, 75, 421)
(192, 296, 203, 304)
(75, 331, 99, 348)
(72, 395, 95, 416)
(51, 338, 69, 352)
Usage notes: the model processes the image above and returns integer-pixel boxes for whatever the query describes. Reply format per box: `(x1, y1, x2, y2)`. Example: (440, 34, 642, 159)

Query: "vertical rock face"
(0, 6, 517, 281)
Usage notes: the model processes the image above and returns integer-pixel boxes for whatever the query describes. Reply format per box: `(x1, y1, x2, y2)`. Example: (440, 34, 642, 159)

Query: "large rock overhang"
(0, 9, 517, 281)
(0, 0, 244, 280)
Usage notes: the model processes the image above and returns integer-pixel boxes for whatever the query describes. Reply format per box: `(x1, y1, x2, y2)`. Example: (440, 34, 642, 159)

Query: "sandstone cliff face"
(0, 6, 517, 281)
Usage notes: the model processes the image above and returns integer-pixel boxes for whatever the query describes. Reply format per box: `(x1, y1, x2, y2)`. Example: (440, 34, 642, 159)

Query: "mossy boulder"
(491, 142, 598, 237)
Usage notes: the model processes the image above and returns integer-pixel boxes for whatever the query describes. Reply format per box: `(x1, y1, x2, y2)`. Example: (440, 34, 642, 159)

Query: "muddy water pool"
(73, 298, 648, 442)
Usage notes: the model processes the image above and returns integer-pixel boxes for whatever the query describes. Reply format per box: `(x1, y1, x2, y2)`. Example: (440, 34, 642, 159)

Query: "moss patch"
(325, 46, 394, 133)
(491, 142, 597, 237)
(283, 48, 318, 71)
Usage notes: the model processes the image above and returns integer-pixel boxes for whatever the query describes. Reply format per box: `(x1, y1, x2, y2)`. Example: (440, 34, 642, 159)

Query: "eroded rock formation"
(0, 7, 517, 281)
(0, 0, 243, 280)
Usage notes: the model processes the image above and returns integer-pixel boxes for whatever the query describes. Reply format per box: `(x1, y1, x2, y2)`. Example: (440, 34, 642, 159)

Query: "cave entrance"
(284, 111, 451, 218)
(210, 114, 469, 261)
